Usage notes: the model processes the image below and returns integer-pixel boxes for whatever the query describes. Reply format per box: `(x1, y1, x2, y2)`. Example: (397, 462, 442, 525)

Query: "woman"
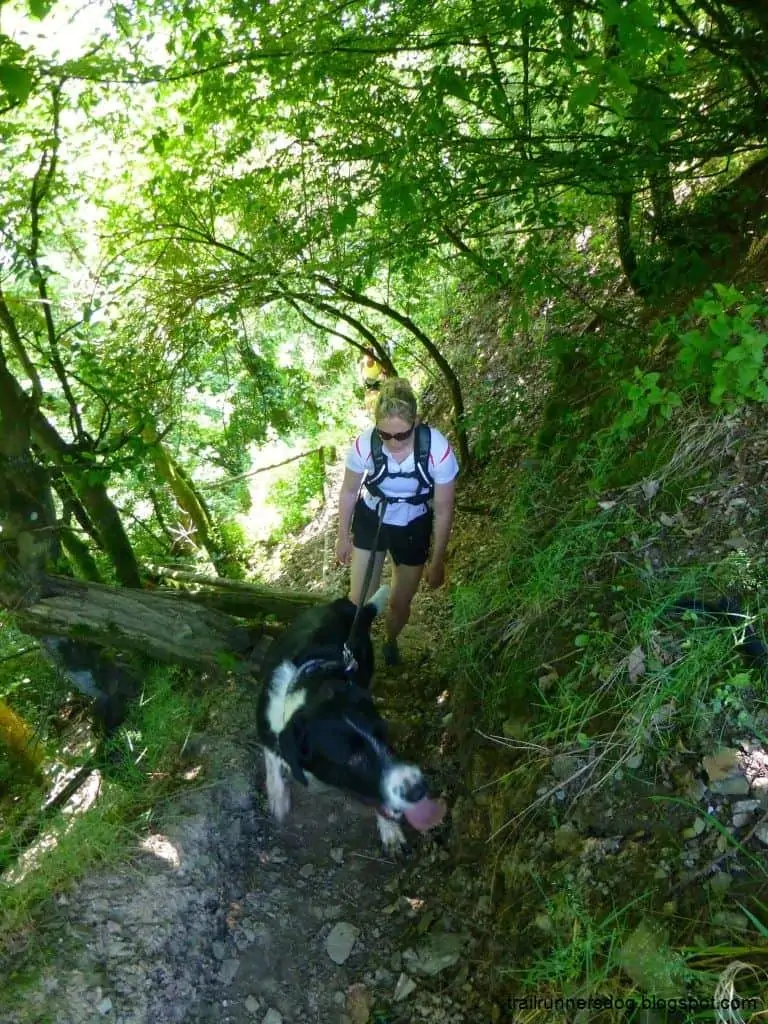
(336, 379, 459, 666)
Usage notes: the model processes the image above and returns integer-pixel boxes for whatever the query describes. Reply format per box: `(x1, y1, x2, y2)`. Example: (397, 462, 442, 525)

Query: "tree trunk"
(72, 479, 142, 589)
(0, 573, 324, 671)
(59, 527, 103, 582)
(0, 349, 60, 580)
(145, 431, 241, 575)
(51, 469, 103, 550)
(615, 191, 648, 297)
(150, 440, 213, 547)
(147, 566, 327, 620)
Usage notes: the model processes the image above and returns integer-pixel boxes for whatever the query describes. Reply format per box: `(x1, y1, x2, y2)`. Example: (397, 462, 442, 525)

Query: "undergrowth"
(0, 664, 219, 964)
(446, 287, 768, 1018)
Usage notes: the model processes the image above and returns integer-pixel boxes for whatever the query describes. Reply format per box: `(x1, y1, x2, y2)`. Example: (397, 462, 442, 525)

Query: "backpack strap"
(366, 428, 388, 495)
(363, 424, 434, 505)
(413, 424, 434, 500)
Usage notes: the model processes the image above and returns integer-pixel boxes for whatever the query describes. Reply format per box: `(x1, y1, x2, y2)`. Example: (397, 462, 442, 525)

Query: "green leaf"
(709, 316, 732, 339)
(713, 283, 743, 305)
(723, 346, 746, 362)
(151, 129, 169, 155)
(330, 204, 358, 236)
(435, 66, 470, 103)
(0, 64, 33, 103)
(28, 0, 54, 17)
(605, 61, 636, 95)
(380, 179, 418, 218)
(737, 361, 758, 389)
(569, 80, 599, 112)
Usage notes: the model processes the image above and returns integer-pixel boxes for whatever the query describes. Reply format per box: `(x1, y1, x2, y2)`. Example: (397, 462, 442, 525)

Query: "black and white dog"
(256, 585, 445, 852)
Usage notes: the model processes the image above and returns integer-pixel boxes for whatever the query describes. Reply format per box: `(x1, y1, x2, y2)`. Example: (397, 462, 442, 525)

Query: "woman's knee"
(388, 590, 413, 619)
(350, 549, 384, 605)
(389, 570, 423, 615)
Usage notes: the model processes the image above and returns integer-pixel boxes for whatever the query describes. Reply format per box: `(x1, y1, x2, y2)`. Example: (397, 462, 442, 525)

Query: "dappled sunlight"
(56, 720, 99, 761)
(44, 764, 100, 810)
(140, 833, 181, 869)
(4, 831, 60, 885)
(4, 767, 102, 886)
(237, 440, 302, 545)
(60, 771, 102, 818)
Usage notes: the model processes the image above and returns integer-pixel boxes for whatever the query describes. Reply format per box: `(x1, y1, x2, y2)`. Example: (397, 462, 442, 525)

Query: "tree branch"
(27, 85, 87, 443)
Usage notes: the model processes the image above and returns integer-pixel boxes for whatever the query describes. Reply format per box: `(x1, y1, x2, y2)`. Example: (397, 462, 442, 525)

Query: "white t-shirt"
(346, 426, 459, 526)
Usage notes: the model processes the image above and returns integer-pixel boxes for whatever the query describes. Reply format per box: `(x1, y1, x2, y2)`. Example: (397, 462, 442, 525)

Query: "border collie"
(256, 585, 445, 853)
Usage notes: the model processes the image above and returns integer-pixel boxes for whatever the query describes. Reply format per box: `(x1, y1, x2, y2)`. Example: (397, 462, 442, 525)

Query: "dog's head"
(278, 682, 431, 818)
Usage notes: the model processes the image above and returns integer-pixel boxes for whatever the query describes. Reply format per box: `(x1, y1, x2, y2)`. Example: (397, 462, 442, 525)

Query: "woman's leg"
(385, 562, 424, 643)
(381, 511, 432, 664)
(349, 546, 387, 606)
(349, 498, 388, 605)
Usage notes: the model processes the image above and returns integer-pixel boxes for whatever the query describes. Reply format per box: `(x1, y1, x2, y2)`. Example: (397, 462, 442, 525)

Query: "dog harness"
(364, 424, 434, 506)
(295, 656, 357, 681)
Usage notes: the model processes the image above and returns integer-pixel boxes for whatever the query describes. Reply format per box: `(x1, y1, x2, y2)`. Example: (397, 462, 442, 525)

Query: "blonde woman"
(336, 379, 459, 665)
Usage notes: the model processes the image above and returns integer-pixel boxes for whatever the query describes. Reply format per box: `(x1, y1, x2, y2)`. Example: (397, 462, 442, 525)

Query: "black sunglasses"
(376, 425, 415, 443)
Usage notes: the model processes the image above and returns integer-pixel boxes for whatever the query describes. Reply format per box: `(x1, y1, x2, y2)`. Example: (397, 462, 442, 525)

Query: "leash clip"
(342, 644, 358, 674)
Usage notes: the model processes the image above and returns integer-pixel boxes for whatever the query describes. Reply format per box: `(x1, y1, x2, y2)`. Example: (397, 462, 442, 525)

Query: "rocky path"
(3, 680, 468, 1024)
(3, 441, 477, 1024)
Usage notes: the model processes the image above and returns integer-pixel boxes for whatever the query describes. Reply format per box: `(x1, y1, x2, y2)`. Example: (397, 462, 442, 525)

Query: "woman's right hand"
(336, 536, 353, 566)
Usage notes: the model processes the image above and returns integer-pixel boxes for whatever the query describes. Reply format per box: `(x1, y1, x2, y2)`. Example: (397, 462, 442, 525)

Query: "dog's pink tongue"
(403, 797, 447, 831)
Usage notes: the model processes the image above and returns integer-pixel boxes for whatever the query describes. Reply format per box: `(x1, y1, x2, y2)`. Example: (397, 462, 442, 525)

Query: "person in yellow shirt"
(359, 354, 387, 415)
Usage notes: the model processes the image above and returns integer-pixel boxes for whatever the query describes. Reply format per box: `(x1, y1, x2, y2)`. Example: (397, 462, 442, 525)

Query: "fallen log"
(1, 573, 326, 671)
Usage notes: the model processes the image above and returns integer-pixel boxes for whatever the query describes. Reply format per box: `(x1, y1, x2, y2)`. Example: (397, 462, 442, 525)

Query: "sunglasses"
(376, 425, 415, 443)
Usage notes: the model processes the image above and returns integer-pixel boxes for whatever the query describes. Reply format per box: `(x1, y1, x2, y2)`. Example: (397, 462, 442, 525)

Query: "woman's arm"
(336, 467, 364, 564)
(426, 479, 456, 586)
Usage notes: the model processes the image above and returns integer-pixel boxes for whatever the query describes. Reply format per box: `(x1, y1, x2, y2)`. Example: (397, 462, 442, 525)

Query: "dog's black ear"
(278, 714, 309, 786)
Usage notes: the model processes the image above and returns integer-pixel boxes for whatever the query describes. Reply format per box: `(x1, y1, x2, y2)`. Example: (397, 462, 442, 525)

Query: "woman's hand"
(336, 535, 353, 566)
(424, 558, 445, 588)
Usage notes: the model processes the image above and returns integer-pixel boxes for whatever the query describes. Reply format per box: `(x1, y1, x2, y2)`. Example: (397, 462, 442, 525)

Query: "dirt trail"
(2, 579, 468, 1024)
(2, 437, 475, 1024)
(3, 676, 467, 1024)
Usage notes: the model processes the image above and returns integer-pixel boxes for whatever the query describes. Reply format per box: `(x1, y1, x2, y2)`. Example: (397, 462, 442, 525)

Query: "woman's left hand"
(424, 559, 445, 589)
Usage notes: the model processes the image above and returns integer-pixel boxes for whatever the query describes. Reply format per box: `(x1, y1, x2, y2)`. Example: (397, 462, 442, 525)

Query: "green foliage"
(674, 285, 768, 407)
(0, 622, 67, 731)
(509, 884, 652, 995)
(598, 286, 768, 453)
(1, 663, 216, 943)
(267, 452, 327, 541)
(462, 399, 522, 462)
(613, 369, 682, 440)
(0, 63, 34, 103)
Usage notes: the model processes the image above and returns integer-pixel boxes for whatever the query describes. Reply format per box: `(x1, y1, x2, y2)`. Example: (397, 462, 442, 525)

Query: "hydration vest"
(364, 425, 434, 506)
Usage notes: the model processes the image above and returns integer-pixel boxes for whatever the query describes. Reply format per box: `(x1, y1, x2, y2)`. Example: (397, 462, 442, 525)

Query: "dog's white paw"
(265, 750, 291, 822)
(376, 813, 408, 855)
(368, 585, 391, 616)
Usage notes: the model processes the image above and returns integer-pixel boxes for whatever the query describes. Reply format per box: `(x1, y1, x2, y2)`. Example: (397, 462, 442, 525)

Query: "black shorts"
(364, 380, 382, 392)
(351, 499, 433, 567)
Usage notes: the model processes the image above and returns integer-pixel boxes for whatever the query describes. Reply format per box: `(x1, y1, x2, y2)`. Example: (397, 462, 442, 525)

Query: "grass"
(0, 663, 218, 973)
(446, 384, 768, 1017)
(453, 399, 766, 745)
(504, 884, 659, 992)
